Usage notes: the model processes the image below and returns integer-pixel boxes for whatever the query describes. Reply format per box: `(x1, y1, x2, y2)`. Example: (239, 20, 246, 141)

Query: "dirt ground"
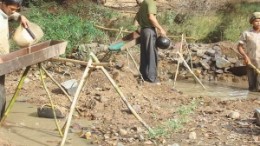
(1, 0, 260, 145)
(1, 42, 260, 146)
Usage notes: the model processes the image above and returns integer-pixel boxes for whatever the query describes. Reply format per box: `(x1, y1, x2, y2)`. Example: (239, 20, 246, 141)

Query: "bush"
(24, 6, 108, 54)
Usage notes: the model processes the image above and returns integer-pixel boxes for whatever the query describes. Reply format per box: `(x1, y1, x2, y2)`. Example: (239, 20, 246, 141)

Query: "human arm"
(237, 43, 251, 65)
(148, 14, 166, 36)
(9, 12, 29, 28)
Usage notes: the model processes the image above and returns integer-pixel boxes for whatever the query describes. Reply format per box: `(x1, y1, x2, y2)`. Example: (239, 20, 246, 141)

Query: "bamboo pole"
(38, 63, 63, 137)
(50, 57, 111, 67)
(126, 48, 144, 82)
(90, 53, 155, 135)
(177, 52, 206, 89)
(94, 25, 197, 40)
(248, 63, 260, 74)
(40, 65, 82, 115)
(60, 58, 93, 146)
(0, 66, 31, 126)
(173, 34, 184, 87)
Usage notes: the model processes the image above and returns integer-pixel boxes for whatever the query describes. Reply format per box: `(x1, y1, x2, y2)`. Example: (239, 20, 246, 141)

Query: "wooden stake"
(60, 57, 93, 146)
(90, 53, 155, 135)
(0, 66, 31, 126)
(38, 63, 63, 137)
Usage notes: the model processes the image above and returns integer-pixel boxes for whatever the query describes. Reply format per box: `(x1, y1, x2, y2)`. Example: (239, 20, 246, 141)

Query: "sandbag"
(13, 22, 44, 47)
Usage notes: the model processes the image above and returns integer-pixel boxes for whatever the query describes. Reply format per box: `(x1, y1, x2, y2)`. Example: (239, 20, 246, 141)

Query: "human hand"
(159, 28, 166, 37)
(244, 56, 251, 65)
(20, 15, 29, 28)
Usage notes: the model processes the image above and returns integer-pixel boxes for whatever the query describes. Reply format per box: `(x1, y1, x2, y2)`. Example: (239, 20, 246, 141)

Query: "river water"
(174, 80, 259, 100)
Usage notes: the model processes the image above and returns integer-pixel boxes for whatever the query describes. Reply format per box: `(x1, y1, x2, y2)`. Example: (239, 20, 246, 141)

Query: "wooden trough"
(0, 40, 67, 76)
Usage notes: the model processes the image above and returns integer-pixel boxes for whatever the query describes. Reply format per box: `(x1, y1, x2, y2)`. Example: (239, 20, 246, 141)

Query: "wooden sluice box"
(0, 40, 67, 76)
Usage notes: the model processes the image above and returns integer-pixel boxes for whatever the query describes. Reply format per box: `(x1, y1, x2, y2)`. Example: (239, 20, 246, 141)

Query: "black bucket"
(228, 66, 247, 76)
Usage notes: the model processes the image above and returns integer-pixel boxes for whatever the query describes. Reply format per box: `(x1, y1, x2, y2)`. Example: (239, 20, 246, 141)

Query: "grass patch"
(148, 99, 198, 139)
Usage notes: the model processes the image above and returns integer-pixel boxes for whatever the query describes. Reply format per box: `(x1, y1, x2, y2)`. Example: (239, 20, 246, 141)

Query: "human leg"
(139, 28, 157, 82)
(0, 75, 5, 119)
(247, 67, 257, 91)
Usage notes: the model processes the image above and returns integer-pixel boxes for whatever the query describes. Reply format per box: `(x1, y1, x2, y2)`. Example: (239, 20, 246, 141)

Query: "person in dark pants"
(238, 12, 260, 92)
(135, 0, 166, 83)
(0, 0, 29, 119)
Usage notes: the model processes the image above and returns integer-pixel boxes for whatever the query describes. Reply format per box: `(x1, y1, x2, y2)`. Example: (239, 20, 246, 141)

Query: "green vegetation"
(158, 2, 260, 42)
(22, 2, 117, 54)
(148, 99, 198, 139)
(14, 1, 260, 54)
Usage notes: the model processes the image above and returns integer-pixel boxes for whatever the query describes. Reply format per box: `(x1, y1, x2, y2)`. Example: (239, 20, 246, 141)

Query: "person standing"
(0, 0, 29, 119)
(237, 12, 260, 92)
(135, 0, 166, 83)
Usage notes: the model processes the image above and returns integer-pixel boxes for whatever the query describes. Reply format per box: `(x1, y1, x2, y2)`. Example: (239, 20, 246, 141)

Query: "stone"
(200, 60, 210, 70)
(228, 111, 240, 119)
(61, 79, 78, 96)
(168, 143, 180, 146)
(215, 69, 224, 74)
(189, 131, 197, 139)
(205, 48, 216, 57)
(119, 128, 128, 136)
(216, 57, 231, 68)
(196, 49, 206, 57)
(37, 104, 66, 119)
(227, 57, 238, 64)
(254, 109, 260, 126)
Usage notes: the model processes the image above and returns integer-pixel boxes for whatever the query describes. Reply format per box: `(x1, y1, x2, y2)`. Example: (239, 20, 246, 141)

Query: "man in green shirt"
(136, 0, 166, 83)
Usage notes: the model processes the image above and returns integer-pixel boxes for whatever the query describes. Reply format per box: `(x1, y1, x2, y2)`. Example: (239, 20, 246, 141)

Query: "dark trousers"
(139, 27, 158, 82)
(247, 66, 260, 91)
(0, 75, 5, 120)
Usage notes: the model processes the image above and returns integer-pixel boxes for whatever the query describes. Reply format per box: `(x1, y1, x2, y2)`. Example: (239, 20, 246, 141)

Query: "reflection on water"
(173, 80, 258, 100)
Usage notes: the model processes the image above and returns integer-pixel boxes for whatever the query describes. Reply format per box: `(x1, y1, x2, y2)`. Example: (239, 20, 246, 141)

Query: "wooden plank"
(0, 40, 67, 76)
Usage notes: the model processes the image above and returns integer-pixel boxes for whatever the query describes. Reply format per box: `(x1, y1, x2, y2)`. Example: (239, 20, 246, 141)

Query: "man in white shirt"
(0, 0, 29, 119)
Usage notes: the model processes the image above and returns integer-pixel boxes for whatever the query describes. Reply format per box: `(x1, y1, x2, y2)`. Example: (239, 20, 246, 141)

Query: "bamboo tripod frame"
(0, 53, 154, 146)
(60, 52, 154, 146)
(173, 34, 206, 89)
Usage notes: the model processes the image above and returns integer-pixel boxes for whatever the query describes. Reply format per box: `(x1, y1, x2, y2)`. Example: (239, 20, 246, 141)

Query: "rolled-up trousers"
(139, 27, 158, 82)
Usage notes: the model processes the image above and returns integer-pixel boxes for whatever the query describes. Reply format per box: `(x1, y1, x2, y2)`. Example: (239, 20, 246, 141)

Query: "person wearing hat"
(135, 0, 166, 83)
(0, 0, 30, 119)
(237, 12, 260, 92)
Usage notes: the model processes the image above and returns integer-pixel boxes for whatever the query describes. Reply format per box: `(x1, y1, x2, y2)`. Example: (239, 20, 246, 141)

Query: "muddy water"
(174, 80, 259, 100)
(0, 101, 94, 146)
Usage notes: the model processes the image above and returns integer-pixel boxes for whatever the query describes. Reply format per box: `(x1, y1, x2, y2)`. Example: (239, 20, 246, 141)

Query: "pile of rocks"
(161, 42, 245, 81)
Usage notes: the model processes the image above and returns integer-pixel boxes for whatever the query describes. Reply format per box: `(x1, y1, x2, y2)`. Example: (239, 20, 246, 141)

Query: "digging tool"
(108, 31, 140, 51)
(25, 27, 36, 40)
(248, 62, 260, 74)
